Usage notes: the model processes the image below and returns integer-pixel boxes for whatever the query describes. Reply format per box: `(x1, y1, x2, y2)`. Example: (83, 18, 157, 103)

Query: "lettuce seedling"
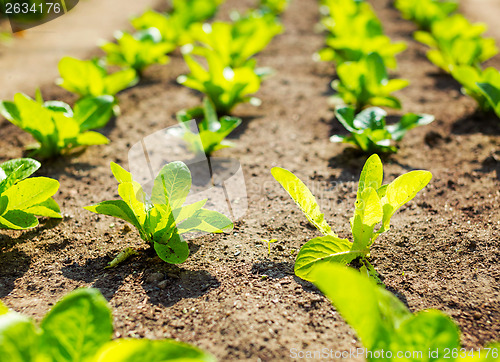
(332, 53, 409, 112)
(85, 161, 233, 264)
(57, 56, 138, 99)
(189, 13, 282, 68)
(0, 92, 113, 158)
(0, 158, 61, 230)
(314, 264, 500, 360)
(395, 0, 458, 30)
(320, 0, 383, 39)
(312, 264, 462, 358)
(100, 28, 175, 76)
(132, 0, 223, 46)
(317, 0, 405, 69)
(331, 106, 434, 153)
(317, 35, 406, 69)
(452, 66, 500, 112)
(177, 50, 261, 115)
(271, 154, 432, 282)
(176, 98, 242, 156)
(477, 81, 500, 119)
(0, 288, 215, 361)
(414, 15, 498, 73)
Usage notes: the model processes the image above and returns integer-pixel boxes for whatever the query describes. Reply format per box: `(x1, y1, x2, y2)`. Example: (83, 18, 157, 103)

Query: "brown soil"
(1, 0, 499, 360)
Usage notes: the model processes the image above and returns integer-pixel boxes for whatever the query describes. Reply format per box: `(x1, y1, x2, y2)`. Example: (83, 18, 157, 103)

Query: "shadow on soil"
(451, 110, 500, 135)
(61, 244, 219, 307)
(0, 219, 61, 296)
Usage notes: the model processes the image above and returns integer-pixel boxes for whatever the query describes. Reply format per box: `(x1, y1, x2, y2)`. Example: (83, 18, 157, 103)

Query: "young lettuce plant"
(317, 0, 405, 69)
(331, 106, 434, 153)
(100, 28, 175, 76)
(0, 92, 113, 158)
(452, 66, 500, 112)
(414, 15, 498, 73)
(0, 158, 61, 230)
(189, 13, 282, 69)
(177, 50, 261, 115)
(394, 0, 458, 30)
(312, 264, 500, 361)
(271, 154, 432, 282)
(317, 34, 406, 69)
(332, 52, 409, 112)
(0, 288, 215, 361)
(57, 56, 138, 99)
(132, 0, 224, 46)
(176, 98, 242, 156)
(84, 161, 233, 264)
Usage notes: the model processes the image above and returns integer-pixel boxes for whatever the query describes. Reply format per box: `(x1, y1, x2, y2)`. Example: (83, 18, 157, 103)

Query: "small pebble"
(146, 272, 164, 283)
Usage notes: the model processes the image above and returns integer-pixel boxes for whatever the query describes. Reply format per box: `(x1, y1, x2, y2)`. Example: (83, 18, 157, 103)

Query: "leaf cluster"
(132, 0, 224, 47)
(177, 49, 262, 115)
(332, 53, 409, 112)
(85, 161, 233, 264)
(0, 92, 113, 158)
(395, 0, 458, 30)
(271, 154, 432, 282)
(176, 98, 242, 156)
(0, 158, 61, 230)
(331, 106, 434, 153)
(318, 0, 406, 68)
(414, 15, 498, 73)
(100, 28, 175, 75)
(0, 288, 215, 361)
(57, 56, 138, 99)
(452, 66, 500, 114)
(313, 264, 486, 361)
(188, 12, 282, 69)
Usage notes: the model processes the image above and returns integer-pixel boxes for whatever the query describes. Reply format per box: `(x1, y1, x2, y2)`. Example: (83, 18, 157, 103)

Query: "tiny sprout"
(262, 239, 278, 256)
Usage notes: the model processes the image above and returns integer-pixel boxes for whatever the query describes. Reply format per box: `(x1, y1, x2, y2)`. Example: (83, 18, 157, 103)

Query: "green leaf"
(294, 236, 361, 282)
(271, 167, 335, 237)
(0, 210, 39, 229)
(393, 310, 460, 358)
(174, 199, 207, 222)
(357, 154, 383, 199)
(477, 82, 500, 117)
(110, 162, 133, 183)
(351, 187, 383, 250)
(94, 339, 216, 362)
(0, 312, 40, 362)
(0, 158, 40, 194)
(73, 96, 115, 131)
(151, 161, 191, 210)
(177, 208, 233, 234)
(103, 68, 138, 96)
(3, 177, 60, 212)
(75, 132, 109, 146)
(311, 263, 412, 351)
(23, 197, 62, 219)
(154, 231, 189, 264)
(84, 200, 141, 231)
(40, 288, 113, 362)
(380, 170, 432, 231)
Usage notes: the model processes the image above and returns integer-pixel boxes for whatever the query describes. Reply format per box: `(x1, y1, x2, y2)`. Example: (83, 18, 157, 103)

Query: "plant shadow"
(61, 243, 218, 307)
(451, 110, 500, 135)
(0, 248, 31, 297)
(475, 153, 500, 181)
